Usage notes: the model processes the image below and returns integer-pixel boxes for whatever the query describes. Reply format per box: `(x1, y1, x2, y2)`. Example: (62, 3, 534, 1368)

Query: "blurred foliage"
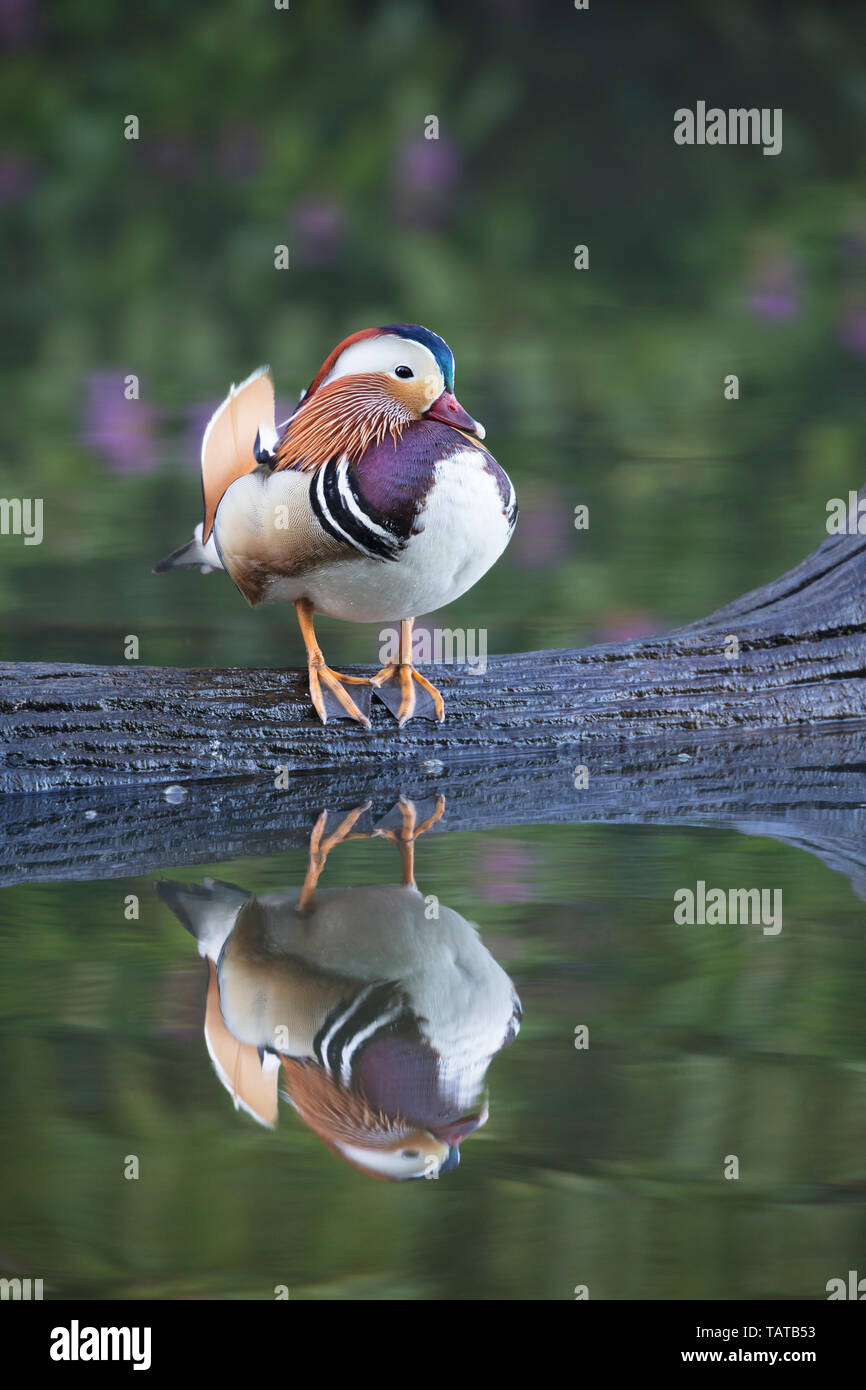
(1, 0, 866, 666)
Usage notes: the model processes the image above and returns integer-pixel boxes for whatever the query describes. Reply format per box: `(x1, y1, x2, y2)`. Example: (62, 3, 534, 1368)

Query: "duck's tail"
(152, 521, 224, 574)
(156, 876, 251, 960)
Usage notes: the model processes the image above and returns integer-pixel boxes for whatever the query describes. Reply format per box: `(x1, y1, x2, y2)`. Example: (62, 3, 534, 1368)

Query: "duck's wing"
(201, 366, 276, 541)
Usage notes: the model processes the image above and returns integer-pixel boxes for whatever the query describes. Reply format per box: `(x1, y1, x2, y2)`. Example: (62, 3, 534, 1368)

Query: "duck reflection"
(157, 797, 521, 1180)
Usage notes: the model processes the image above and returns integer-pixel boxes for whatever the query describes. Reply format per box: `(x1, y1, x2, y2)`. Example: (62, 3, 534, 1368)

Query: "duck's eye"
(394, 365, 414, 379)
(401, 1149, 421, 1159)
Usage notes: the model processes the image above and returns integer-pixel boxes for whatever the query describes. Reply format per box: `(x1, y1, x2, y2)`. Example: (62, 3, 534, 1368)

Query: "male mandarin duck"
(157, 798, 522, 1180)
(154, 324, 517, 726)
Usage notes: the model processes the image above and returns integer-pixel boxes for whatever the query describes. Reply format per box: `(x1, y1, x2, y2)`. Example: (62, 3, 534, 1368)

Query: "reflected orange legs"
(298, 803, 372, 913)
(373, 794, 446, 888)
(298, 796, 446, 910)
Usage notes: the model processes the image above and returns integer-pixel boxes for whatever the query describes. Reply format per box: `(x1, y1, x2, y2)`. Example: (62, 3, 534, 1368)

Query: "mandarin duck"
(157, 798, 521, 1180)
(154, 325, 517, 726)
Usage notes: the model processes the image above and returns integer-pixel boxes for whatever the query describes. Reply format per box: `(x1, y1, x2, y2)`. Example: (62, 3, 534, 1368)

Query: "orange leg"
(295, 599, 371, 727)
(373, 794, 445, 887)
(298, 802, 372, 913)
(370, 618, 445, 727)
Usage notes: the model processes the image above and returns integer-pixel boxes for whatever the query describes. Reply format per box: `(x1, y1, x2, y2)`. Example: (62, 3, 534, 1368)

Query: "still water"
(1, 800, 863, 1301)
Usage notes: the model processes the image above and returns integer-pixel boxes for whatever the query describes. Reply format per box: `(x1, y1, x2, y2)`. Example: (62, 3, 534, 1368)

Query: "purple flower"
(392, 135, 462, 224)
(0, 0, 38, 47)
(511, 487, 573, 568)
(746, 249, 801, 323)
(837, 302, 866, 358)
(145, 134, 199, 183)
(839, 217, 866, 262)
(479, 841, 538, 902)
(216, 127, 261, 181)
(594, 609, 660, 644)
(82, 372, 156, 475)
(290, 195, 344, 268)
(0, 154, 33, 204)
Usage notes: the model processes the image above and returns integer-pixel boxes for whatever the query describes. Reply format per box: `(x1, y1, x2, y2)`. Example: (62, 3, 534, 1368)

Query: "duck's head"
(280, 1056, 466, 1181)
(305, 324, 484, 438)
(333, 1131, 458, 1182)
(277, 324, 484, 472)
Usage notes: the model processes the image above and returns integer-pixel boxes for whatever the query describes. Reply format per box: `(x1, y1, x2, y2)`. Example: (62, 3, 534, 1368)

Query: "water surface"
(2, 811, 863, 1300)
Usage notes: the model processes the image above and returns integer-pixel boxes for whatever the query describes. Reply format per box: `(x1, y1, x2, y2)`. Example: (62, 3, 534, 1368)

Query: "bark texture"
(1, 496, 864, 887)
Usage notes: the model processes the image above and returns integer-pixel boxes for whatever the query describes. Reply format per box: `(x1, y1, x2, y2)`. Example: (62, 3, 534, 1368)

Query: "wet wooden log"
(1, 725, 865, 889)
(1, 491, 865, 794)
(1, 487, 866, 887)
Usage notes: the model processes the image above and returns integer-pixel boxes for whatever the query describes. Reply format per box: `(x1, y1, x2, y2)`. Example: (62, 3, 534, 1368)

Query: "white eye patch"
(323, 334, 443, 391)
(335, 1141, 441, 1179)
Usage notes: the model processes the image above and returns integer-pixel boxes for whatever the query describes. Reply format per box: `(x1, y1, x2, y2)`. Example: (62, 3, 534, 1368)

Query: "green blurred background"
(1, 0, 866, 1303)
(2, 0, 866, 667)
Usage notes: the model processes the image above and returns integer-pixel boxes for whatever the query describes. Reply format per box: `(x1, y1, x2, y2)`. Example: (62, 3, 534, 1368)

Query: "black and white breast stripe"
(313, 980, 409, 1086)
(309, 456, 407, 562)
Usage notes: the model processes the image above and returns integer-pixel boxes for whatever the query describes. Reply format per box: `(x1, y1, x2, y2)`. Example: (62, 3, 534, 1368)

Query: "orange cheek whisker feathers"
(279, 1055, 409, 1147)
(273, 373, 413, 474)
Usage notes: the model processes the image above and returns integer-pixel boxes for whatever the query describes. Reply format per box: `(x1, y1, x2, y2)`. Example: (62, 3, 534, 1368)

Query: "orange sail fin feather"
(203, 961, 279, 1128)
(201, 366, 275, 540)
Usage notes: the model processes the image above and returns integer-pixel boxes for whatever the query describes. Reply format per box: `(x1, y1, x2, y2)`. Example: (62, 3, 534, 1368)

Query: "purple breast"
(354, 420, 509, 535)
(353, 1023, 484, 1136)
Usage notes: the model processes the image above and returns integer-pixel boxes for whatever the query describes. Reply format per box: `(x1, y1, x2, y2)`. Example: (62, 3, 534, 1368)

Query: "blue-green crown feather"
(379, 324, 455, 392)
